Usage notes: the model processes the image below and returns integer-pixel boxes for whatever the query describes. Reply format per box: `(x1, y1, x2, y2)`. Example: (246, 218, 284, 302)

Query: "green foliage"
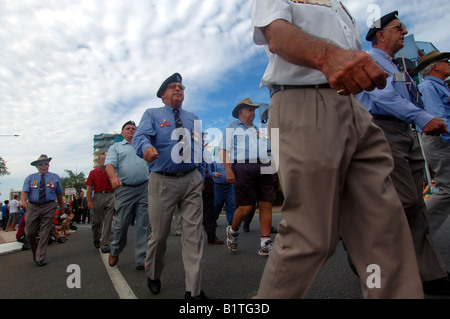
(61, 169, 87, 193)
(0, 156, 11, 176)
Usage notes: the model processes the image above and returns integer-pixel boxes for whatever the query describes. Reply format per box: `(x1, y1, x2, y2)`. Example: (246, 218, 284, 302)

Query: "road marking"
(100, 251, 137, 299)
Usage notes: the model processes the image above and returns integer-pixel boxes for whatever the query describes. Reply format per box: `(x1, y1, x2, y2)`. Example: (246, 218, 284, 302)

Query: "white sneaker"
(258, 239, 272, 256)
(226, 226, 238, 253)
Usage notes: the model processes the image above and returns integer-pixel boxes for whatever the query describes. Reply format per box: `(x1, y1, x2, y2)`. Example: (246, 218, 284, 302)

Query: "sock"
(261, 236, 271, 247)
(230, 227, 239, 234)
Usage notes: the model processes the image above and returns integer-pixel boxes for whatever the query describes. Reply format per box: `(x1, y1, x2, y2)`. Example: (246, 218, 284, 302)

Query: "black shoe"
(423, 275, 450, 295)
(243, 225, 250, 232)
(101, 247, 111, 254)
(270, 225, 278, 233)
(36, 260, 47, 267)
(94, 241, 100, 249)
(185, 290, 208, 299)
(147, 278, 161, 295)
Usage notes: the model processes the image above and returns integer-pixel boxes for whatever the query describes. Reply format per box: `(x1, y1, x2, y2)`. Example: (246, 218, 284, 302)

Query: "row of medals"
(291, 0, 332, 6)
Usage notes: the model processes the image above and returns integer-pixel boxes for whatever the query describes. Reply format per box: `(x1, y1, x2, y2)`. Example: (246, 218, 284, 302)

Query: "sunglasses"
(167, 83, 185, 91)
(383, 23, 407, 32)
(37, 163, 49, 167)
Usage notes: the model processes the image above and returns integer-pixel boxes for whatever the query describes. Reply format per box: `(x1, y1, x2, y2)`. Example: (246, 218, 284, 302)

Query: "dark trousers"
(202, 176, 216, 242)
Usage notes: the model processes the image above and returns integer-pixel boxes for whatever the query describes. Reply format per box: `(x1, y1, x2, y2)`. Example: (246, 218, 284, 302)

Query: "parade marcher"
(20, 154, 65, 266)
(357, 11, 450, 295)
(132, 73, 207, 299)
(105, 120, 150, 270)
(251, 0, 424, 298)
(414, 50, 450, 236)
(221, 98, 274, 256)
(213, 160, 235, 226)
(86, 154, 115, 253)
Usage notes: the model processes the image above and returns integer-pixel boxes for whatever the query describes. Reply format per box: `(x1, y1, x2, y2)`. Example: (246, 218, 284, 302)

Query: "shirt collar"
(424, 76, 446, 86)
(372, 48, 393, 62)
(164, 104, 182, 113)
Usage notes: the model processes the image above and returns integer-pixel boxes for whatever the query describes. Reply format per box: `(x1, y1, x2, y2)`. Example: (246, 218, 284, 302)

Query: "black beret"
(122, 120, 136, 131)
(157, 73, 182, 98)
(366, 11, 399, 42)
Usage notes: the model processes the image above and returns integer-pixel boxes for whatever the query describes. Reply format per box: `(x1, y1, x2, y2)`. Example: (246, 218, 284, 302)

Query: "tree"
(61, 170, 87, 193)
(0, 156, 11, 176)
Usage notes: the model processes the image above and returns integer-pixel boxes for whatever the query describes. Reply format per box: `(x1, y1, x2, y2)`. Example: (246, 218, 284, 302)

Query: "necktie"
(173, 108, 185, 156)
(39, 174, 46, 202)
(392, 59, 425, 109)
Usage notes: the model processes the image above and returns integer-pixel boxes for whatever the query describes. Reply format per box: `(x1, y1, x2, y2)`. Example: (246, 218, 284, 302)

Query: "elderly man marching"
(221, 98, 274, 256)
(133, 73, 207, 299)
(20, 155, 65, 267)
(415, 51, 450, 236)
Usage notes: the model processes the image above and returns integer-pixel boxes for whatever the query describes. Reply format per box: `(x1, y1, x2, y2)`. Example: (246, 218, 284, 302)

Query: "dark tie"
(173, 108, 184, 156)
(39, 174, 46, 202)
(392, 59, 425, 109)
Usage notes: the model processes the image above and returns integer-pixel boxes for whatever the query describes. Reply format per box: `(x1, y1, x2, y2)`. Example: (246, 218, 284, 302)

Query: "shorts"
(232, 162, 274, 206)
(7, 212, 19, 225)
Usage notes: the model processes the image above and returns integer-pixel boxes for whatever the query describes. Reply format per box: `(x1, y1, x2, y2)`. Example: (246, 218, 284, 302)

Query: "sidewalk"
(0, 230, 23, 256)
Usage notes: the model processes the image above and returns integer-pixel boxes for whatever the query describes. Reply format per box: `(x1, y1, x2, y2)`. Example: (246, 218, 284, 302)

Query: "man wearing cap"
(105, 120, 150, 270)
(357, 12, 450, 295)
(221, 98, 274, 256)
(415, 51, 450, 236)
(251, 0, 424, 298)
(133, 73, 207, 299)
(20, 155, 65, 266)
(86, 153, 115, 253)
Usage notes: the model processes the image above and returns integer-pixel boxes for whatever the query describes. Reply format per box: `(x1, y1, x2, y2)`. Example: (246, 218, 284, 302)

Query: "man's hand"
(225, 167, 236, 184)
(109, 177, 122, 190)
(422, 118, 449, 136)
(322, 48, 389, 95)
(143, 147, 159, 163)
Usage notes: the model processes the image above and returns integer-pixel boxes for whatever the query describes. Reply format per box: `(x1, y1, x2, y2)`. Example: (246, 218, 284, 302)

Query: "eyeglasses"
(383, 23, 407, 32)
(439, 59, 450, 64)
(167, 83, 185, 91)
(37, 163, 49, 167)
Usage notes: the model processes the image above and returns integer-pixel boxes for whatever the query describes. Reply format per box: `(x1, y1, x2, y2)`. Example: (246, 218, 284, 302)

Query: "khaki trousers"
(257, 88, 423, 299)
(145, 170, 204, 296)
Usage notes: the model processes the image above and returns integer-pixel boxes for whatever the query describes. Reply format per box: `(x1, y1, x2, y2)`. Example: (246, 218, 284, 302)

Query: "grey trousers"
(258, 88, 423, 299)
(145, 170, 204, 296)
(110, 182, 149, 266)
(374, 120, 448, 282)
(422, 134, 450, 235)
(91, 192, 114, 250)
(26, 202, 57, 262)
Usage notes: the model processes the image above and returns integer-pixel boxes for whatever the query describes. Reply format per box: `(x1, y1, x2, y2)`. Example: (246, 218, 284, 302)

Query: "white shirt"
(251, 0, 362, 88)
(9, 199, 20, 213)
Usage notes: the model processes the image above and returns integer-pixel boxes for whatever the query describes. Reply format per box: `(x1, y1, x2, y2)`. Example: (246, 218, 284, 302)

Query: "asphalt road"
(0, 212, 449, 303)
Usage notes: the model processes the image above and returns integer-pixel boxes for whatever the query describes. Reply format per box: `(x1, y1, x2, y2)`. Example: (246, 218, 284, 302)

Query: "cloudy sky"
(1, 0, 450, 201)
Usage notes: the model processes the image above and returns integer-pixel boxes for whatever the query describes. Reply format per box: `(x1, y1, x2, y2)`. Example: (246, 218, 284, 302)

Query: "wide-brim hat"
(157, 73, 182, 98)
(412, 50, 450, 75)
(366, 11, 399, 42)
(232, 98, 260, 119)
(31, 154, 52, 166)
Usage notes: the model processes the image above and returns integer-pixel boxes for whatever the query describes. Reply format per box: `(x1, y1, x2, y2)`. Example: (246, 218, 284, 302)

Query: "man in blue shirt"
(105, 120, 150, 270)
(132, 73, 207, 299)
(415, 51, 450, 236)
(357, 12, 450, 295)
(20, 154, 65, 266)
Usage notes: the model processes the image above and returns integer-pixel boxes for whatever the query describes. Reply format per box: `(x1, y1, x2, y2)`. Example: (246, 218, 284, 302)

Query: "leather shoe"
(147, 278, 161, 295)
(423, 275, 450, 295)
(185, 290, 208, 299)
(208, 236, 224, 245)
(36, 260, 47, 267)
(94, 241, 100, 249)
(109, 254, 119, 267)
(136, 264, 145, 271)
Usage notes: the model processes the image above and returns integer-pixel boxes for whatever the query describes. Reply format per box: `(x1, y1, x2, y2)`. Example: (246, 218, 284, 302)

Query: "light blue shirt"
(419, 76, 450, 143)
(105, 139, 149, 185)
(132, 104, 202, 173)
(221, 120, 269, 162)
(22, 172, 63, 203)
(356, 48, 434, 130)
(213, 162, 228, 184)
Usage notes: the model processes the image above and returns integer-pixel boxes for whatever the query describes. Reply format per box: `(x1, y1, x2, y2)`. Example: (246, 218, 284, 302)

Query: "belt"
(270, 84, 331, 97)
(233, 159, 268, 164)
(154, 167, 197, 178)
(215, 183, 229, 186)
(95, 190, 114, 194)
(29, 201, 54, 206)
(121, 180, 148, 188)
(372, 114, 414, 129)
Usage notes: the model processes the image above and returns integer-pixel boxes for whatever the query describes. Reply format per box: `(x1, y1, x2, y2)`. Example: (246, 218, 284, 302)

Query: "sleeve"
(365, 75, 434, 130)
(22, 175, 31, 192)
(105, 144, 118, 168)
(132, 109, 157, 158)
(251, 0, 292, 45)
(85, 171, 94, 187)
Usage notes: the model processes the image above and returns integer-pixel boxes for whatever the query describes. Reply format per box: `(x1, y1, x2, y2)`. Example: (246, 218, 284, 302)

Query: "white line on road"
(100, 251, 137, 299)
